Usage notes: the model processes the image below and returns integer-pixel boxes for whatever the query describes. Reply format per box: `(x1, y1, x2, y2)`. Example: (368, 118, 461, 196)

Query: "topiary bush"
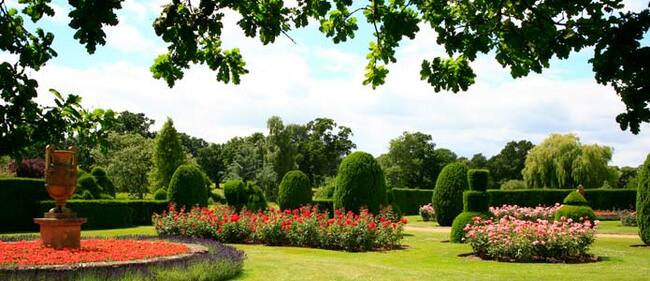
(637, 153, 650, 245)
(224, 179, 247, 210)
(277, 170, 312, 210)
(91, 167, 116, 197)
(334, 151, 387, 214)
(75, 174, 102, 199)
(433, 162, 469, 226)
(153, 188, 168, 200)
(554, 191, 595, 222)
(450, 211, 492, 243)
(167, 164, 208, 208)
(467, 169, 489, 191)
(463, 191, 489, 212)
(245, 181, 267, 211)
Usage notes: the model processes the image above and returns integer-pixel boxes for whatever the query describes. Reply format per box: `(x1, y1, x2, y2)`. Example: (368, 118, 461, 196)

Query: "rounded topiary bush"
(75, 174, 102, 199)
(467, 169, 489, 191)
(224, 179, 247, 210)
(167, 164, 208, 208)
(450, 211, 492, 243)
(245, 181, 267, 211)
(334, 151, 387, 214)
(637, 153, 650, 245)
(153, 188, 168, 200)
(554, 191, 595, 222)
(278, 170, 312, 210)
(91, 167, 116, 197)
(433, 162, 469, 226)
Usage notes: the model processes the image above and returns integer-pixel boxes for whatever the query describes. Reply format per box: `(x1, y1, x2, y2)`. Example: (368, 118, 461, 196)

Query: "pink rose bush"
(464, 216, 598, 262)
(153, 204, 406, 252)
(489, 204, 561, 221)
(419, 203, 435, 221)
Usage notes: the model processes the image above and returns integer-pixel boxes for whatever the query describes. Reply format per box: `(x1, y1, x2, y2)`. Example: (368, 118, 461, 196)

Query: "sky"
(6, 0, 650, 167)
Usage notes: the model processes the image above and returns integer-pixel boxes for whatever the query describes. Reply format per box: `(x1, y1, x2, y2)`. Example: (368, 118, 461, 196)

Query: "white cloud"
(105, 21, 158, 53)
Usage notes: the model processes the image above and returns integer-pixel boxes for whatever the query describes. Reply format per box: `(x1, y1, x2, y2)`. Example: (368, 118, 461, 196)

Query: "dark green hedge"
(38, 200, 168, 230)
(312, 198, 334, 213)
(392, 188, 434, 215)
(464, 191, 489, 212)
(389, 188, 636, 215)
(0, 178, 48, 232)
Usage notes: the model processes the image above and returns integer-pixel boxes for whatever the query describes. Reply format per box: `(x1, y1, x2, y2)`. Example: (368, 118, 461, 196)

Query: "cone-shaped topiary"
(433, 162, 469, 226)
(637, 153, 650, 245)
(334, 151, 387, 214)
(467, 169, 489, 191)
(91, 167, 116, 197)
(555, 191, 595, 221)
(167, 164, 208, 208)
(278, 170, 312, 210)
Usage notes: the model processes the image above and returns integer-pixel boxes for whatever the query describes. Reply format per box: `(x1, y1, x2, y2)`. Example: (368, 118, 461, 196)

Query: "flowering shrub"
(0, 239, 189, 267)
(419, 204, 435, 221)
(618, 210, 637, 226)
(153, 204, 406, 251)
(489, 204, 560, 221)
(464, 216, 598, 262)
(594, 210, 619, 220)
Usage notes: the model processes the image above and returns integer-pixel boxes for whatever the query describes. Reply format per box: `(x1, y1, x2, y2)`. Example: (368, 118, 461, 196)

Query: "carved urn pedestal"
(34, 145, 86, 249)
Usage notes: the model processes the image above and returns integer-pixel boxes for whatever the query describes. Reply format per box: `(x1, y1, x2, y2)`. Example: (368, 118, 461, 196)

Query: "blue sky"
(6, 0, 650, 167)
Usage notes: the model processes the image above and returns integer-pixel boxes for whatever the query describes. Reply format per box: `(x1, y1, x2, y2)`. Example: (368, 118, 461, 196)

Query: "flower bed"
(464, 216, 598, 263)
(419, 204, 435, 221)
(489, 204, 560, 221)
(153, 204, 406, 251)
(594, 210, 619, 220)
(0, 239, 189, 267)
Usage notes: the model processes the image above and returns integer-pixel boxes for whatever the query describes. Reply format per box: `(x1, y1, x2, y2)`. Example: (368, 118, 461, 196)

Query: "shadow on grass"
(456, 252, 604, 264)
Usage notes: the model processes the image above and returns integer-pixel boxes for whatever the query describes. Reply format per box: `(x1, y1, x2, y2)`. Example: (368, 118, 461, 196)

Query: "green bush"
(467, 169, 489, 191)
(167, 164, 209, 208)
(0, 178, 48, 232)
(91, 167, 115, 197)
(224, 179, 247, 210)
(637, 153, 650, 245)
(487, 189, 636, 210)
(245, 181, 267, 211)
(314, 176, 336, 199)
(38, 200, 168, 229)
(278, 170, 312, 210)
(463, 191, 489, 212)
(154, 188, 168, 200)
(313, 198, 334, 213)
(210, 189, 227, 204)
(391, 188, 434, 215)
(334, 151, 387, 214)
(450, 211, 491, 243)
(500, 180, 527, 190)
(433, 162, 469, 226)
(554, 205, 596, 222)
(75, 174, 102, 199)
(563, 191, 588, 206)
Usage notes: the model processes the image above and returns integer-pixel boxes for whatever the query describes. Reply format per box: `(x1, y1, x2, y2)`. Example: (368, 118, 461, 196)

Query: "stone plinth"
(34, 217, 87, 249)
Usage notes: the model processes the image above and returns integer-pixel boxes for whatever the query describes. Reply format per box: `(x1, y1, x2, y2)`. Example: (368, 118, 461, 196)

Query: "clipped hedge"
(464, 191, 489, 212)
(637, 153, 650, 245)
(38, 200, 168, 229)
(391, 188, 434, 215)
(312, 198, 334, 213)
(433, 162, 469, 226)
(467, 169, 489, 191)
(278, 170, 312, 210)
(0, 178, 48, 232)
(334, 151, 387, 214)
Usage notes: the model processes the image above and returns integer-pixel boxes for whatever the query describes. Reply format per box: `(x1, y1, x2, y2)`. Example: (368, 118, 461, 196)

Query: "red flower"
(230, 214, 240, 222)
(368, 222, 377, 230)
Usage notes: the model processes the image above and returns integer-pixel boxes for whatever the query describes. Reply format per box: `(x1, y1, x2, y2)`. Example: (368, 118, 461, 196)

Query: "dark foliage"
(334, 151, 387, 214)
(433, 162, 469, 226)
(277, 170, 312, 210)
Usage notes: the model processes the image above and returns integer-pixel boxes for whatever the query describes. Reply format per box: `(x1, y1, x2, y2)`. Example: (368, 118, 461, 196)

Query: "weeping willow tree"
(523, 134, 613, 189)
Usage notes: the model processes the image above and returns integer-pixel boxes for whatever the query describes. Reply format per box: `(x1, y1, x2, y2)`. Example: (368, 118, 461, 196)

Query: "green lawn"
(2, 217, 648, 281)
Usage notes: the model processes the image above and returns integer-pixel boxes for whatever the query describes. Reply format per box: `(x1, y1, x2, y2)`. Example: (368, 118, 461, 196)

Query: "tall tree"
(112, 111, 155, 138)
(265, 116, 296, 183)
(2, 0, 648, 137)
(179, 132, 209, 158)
(522, 134, 613, 189)
(468, 153, 488, 169)
(149, 118, 187, 191)
(488, 140, 535, 185)
(196, 143, 226, 184)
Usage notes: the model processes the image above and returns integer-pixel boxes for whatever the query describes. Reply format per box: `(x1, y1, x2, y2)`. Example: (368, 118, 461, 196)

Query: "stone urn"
(44, 145, 80, 216)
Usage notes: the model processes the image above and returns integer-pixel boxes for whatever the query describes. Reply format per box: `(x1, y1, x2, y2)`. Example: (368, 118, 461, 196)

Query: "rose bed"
(0, 239, 193, 268)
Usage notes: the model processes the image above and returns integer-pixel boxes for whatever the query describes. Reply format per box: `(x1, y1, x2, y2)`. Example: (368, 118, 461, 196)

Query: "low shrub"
(10, 158, 45, 178)
(91, 167, 116, 197)
(38, 200, 168, 229)
(450, 211, 491, 243)
(489, 204, 560, 221)
(465, 216, 598, 262)
(277, 170, 312, 210)
(555, 205, 596, 222)
(154, 189, 168, 200)
(153, 204, 406, 252)
(167, 164, 209, 208)
(419, 203, 435, 221)
(619, 210, 637, 226)
(76, 174, 103, 199)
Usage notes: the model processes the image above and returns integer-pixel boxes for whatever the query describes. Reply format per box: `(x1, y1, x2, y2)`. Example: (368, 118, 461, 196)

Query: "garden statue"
(34, 145, 86, 249)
